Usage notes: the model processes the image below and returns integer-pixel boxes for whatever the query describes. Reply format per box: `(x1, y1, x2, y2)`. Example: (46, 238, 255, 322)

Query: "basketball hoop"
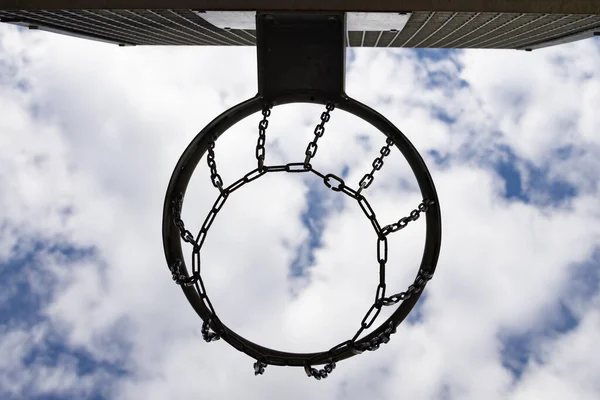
(162, 13, 441, 379)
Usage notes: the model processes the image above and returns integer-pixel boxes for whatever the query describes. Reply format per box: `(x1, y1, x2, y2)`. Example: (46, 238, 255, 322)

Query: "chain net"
(170, 103, 435, 380)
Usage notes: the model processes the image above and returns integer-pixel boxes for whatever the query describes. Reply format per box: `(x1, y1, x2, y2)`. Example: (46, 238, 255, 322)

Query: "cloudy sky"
(1, 22, 599, 400)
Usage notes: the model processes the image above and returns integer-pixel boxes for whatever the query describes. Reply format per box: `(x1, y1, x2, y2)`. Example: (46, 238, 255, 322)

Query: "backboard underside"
(0, 1, 599, 50)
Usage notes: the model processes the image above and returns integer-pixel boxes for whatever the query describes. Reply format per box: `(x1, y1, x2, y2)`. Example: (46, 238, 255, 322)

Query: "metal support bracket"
(256, 12, 347, 103)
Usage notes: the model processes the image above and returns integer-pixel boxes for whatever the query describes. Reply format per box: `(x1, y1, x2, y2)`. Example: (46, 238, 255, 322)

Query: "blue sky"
(1, 24, 599, 399)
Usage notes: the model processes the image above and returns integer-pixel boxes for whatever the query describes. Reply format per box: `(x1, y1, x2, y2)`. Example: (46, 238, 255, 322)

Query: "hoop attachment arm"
(256, 12, 347, 102)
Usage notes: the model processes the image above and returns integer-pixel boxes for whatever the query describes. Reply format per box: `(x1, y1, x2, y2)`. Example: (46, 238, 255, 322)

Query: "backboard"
(1, 0, 600, 50)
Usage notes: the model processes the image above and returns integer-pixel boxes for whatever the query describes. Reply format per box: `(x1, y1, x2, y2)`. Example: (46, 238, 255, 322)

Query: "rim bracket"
(256, 12, 347, 103)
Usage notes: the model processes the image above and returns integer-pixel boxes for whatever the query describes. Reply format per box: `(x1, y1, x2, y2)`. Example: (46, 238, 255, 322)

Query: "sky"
(0, 23, 599, 400)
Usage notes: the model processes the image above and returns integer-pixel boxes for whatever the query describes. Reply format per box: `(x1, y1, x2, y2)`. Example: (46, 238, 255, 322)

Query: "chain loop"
(173, 163, 432, 378)
(303, 103, 335, 167)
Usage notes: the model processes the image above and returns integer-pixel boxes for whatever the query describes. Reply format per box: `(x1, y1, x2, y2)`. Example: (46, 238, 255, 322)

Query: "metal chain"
(168, 258, 199, 287)
(201, 319, 221, 342)
(303, 103, 335, 168)
(173, 167, 433, 379)
(196, 190, 229, 251)
(381, 269, 434, 306)
(172, 200, 198, 248)
(313, 174, 397, 356)
(207, 140, 224, 192)
(254, 360, 267, 376)
(304, 361, 336, 380)
(381, 199, 436, 236)
(351, 321, 397, 353)
(357, 137, 394, 194)
(170, 108, 437, 380)
(256, 106, 272, 171)
(170, 197, 200, 286)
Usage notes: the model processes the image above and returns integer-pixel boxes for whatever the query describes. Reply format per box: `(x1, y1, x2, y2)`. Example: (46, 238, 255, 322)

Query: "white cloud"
(0, 23, 599, 399)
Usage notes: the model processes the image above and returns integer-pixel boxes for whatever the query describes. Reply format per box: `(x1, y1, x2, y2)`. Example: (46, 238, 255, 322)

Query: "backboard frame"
(2, 2, 599, 50)
(1, 0, 600, 14)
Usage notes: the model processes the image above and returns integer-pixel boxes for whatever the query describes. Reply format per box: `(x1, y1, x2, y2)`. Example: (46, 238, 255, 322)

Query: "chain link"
(381, 199, 435, 236)
(207, 140, 224, 192)
(357, 137, 394, 194)
(256, 106, 272, 171)
(304, 103, 335, 168)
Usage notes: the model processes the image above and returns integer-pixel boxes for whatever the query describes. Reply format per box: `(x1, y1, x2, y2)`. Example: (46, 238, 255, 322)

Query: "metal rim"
(162, 92, 442, 367)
